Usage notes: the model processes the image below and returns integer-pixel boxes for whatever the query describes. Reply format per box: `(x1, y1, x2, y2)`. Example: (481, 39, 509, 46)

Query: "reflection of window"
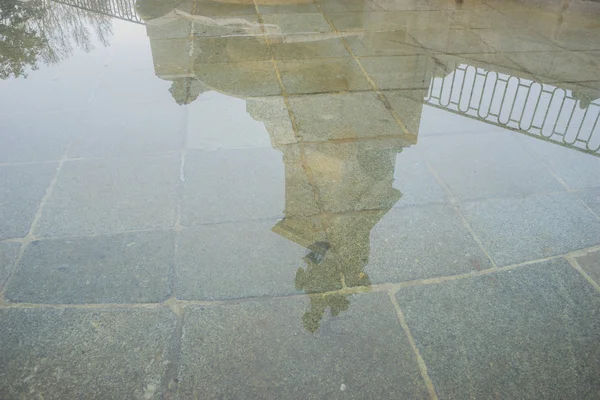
(426, 64, 600, 155)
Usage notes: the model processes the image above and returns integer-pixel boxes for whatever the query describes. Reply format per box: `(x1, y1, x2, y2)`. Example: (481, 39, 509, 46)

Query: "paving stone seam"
(0, 146, 71, 300)
(418, 147, 498, 269)
(388, 292, 439, 400)
(565, 256, 600, 292)
(3, 243, 600, 309)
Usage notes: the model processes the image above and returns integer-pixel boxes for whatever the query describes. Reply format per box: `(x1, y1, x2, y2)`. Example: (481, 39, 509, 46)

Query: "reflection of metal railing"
(51, 0, 144, 24)
(426, 64, 600, 156)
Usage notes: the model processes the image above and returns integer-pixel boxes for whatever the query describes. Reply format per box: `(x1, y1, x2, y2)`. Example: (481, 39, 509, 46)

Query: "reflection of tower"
(270, 139, 406, 332)
(136, 0, 416, 331)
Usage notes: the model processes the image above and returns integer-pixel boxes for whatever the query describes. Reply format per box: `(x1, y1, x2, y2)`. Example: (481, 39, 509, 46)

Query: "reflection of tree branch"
(1, 0, 113, 79)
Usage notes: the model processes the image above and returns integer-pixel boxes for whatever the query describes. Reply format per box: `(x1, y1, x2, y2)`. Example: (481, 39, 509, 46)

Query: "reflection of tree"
(0, 0, 113, 79)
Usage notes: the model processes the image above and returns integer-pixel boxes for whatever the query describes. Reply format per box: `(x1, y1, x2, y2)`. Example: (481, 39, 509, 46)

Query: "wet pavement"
(1, 0, 600, 398)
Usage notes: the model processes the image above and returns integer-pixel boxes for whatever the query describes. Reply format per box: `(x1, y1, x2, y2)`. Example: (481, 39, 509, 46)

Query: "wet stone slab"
(5, 230, 174, 304)
(0, 163, 57, 240)
(181, 148, 285, 225)
(176, 293, 428, 399)
(396, 259, 600, 399)
(460, 192, 600, 266)
(35, 155, 180, 237)
(0, 308, 177, 400)
(357, 205, 491, 284)
(176, 221, 307, 300)
(421, 132, 565, 201)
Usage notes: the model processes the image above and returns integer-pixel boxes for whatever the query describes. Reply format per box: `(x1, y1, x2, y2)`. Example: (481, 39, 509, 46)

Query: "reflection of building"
(136, 0, 416, 331)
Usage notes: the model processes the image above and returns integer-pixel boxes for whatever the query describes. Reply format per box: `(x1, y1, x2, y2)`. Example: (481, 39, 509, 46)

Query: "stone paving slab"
(0, 163, 57, 240)
(5, 230, 174, 304)
(516, 135, 600, 190)
(176, 221, 307, 300)
(0, 308, 177, 400)
(358, 205, 491, 284)
(67, 102, 187, 158)
(36, 155, 180, 237)
(396, 258, 600, 399)
(176, 293, 428, 399)
(0, 242, 20, 287)
(181, 148, 285, 225)
(421, 132, 565, 201)
(460, 192, 600, 266)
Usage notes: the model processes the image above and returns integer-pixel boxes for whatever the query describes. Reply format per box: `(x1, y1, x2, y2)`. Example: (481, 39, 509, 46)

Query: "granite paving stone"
(36, 155, 179, 237)
(396, 259, 600, 399)
(5, 230, 174, 304)
(461, 192, 600, 266)
(0, 308, 177, 400)
(176, 293, 429, 399)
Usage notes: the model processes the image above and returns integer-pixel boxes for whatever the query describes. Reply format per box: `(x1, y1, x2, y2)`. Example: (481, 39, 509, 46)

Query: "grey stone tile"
(68, 102, 187, 158)
(262, 13, 332, 34)
(288, 92, 402, 141)
(579, 187, 600, 218)
(5, 231, 174, 304)
(410, 29, 495, 53)
(0, 113, 74, 163)
(270, 36, 350, 60)
(0, 163, 57, 240)
(193, 36, 271, 63)
(461, 192, 600, 266)
(421, 132, 566, 201)
(177, 294, 429, 398)
(278, 58, 371, 94)
(176, 221, 307, 300)
(576, 248, 600, 286)
(393, 147, 448, 207)
(194, 61, 282, 97)
(396, 259, 600, 399)
(360, 55, 443, 90)
(0, 308, 177, 400)
(517, 135, 600, 190)
(340, 205, 491, 285)
(0, 241, 20, 287)
(345, 30, 426, 56)
(36, 155, 179, 237)
(181, 148, 284, 225)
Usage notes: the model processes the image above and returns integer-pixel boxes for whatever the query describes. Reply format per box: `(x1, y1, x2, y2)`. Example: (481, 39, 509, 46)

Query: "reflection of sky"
(427, 65, 600, 153)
